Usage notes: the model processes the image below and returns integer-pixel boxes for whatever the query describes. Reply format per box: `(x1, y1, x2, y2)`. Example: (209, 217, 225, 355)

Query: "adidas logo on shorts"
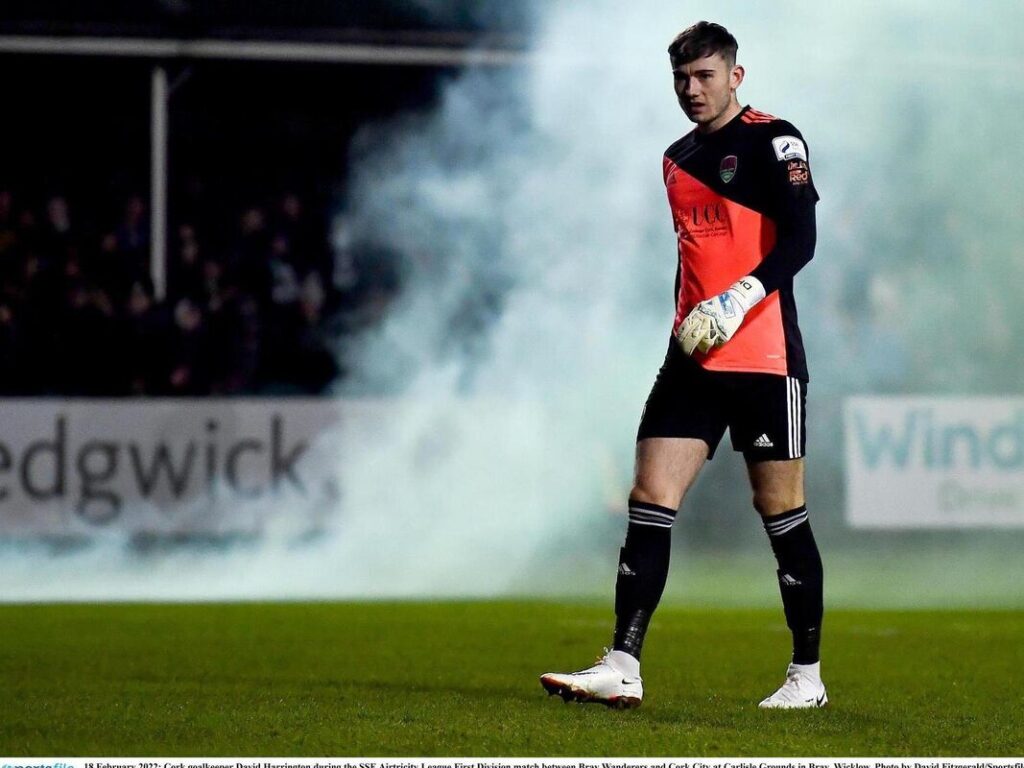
(753, 433, 774, 448)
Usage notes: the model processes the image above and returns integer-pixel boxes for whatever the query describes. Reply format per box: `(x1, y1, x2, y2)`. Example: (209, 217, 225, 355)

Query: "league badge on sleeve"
(772, 135, 807, 162)
(719, 155, 738, 183)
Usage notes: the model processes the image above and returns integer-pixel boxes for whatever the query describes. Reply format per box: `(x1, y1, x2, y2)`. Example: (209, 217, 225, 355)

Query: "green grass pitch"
(2, 601, 1022, 756)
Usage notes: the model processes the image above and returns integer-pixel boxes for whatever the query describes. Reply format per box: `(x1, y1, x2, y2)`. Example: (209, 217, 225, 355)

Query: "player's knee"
(630, 482, 682, 511)
(752, 489, 802, 517)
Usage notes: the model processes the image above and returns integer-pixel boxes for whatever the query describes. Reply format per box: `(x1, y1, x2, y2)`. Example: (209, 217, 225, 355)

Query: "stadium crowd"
(0, 187, 393, 396)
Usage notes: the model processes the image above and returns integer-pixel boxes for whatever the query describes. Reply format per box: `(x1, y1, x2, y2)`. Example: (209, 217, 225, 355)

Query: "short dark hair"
(667, 21, 738, 67)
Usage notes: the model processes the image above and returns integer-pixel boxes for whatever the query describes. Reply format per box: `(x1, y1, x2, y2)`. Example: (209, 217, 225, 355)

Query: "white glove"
(677, 276, 766, 356)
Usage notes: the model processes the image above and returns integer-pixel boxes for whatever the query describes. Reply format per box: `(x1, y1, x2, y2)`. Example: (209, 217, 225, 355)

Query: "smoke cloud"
(4, 0, 1024, 606)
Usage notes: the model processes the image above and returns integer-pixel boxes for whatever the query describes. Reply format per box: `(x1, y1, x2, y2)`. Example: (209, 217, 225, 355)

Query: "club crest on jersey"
(719, 155, 738, 183)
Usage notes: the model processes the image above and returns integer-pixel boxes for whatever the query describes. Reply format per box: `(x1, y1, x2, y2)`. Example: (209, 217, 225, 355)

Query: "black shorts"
(637, 340, 807, 461)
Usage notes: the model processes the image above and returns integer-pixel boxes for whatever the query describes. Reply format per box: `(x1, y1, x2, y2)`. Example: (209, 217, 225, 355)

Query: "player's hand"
(677, 276, 766, 355)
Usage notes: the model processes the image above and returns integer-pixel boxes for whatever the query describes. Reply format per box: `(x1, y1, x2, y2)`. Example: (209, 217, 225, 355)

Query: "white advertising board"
(0, 397, 564, 599)
(845, 397, 1024, 528)
(0, 399, 360, 535)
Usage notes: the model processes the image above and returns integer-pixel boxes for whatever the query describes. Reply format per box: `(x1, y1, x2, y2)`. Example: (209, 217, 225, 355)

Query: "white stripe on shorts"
(787, 377, 800, 459)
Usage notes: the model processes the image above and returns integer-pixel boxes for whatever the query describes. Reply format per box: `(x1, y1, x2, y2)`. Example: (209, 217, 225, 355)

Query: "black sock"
(612, 499, 677, 660)
(763, 505, 823, 665)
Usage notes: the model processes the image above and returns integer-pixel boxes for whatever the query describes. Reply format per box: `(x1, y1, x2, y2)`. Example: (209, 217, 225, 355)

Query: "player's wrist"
(727, 275, 766, 312)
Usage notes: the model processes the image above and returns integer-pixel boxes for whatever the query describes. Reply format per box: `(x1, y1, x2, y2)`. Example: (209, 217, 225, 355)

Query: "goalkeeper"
(541, 21, 825, 710)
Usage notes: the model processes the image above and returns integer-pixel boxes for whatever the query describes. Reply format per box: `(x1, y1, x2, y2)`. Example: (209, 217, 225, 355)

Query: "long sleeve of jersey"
(749, 123, 819, 296)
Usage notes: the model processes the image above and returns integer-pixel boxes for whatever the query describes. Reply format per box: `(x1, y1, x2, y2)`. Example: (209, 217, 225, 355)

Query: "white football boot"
(540, 649, 643, 709)
(758, 662, 828, 709)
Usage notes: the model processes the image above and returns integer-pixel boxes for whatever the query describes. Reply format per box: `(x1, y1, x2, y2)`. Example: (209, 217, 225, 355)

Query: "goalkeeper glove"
(677, 275, 766, 356)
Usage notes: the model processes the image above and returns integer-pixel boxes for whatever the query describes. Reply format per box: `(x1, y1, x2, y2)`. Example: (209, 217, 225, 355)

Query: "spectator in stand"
(0, 300, 24, 394)
(58, 278, 120, 395)
(0, 189, 21, 317)
(170, 223, 205, 301)
(0, 189, 17, 259)
(197, 253, 259, 394)
(86, 231, 139, 307)
(14, 202, 40, 257)
(234, 206, 273, 309)
(166, 296, 211, 395)
(19, 223, 63, 393)
(41, 196, 75, 264)
(293, 271, 340, 391)
(124, 279, 169, 395)
(116, 195, 149, 261)
(274, 192, 329, 282)
(260, 229, 302, 389)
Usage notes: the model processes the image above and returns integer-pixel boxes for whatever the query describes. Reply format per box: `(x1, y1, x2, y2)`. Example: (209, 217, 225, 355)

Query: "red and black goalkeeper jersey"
(663, 105, 818, 380)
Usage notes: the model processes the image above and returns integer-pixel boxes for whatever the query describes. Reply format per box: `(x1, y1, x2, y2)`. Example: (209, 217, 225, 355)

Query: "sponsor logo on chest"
(674, 200, 729, 243)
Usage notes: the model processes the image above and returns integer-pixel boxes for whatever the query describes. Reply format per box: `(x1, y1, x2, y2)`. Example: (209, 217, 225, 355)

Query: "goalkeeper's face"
(671, 52, 743, 133)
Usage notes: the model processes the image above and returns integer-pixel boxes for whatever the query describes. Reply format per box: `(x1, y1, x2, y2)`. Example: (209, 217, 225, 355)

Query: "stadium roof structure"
(0, 35, 528, 66)
(0, 0, 536, 43)
(0, 0, 533, 66)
